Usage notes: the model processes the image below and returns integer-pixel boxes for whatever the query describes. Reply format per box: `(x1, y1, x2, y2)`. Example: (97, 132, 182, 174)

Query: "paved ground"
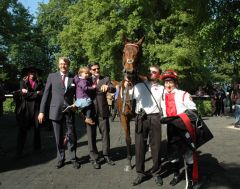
(0, 112, 240, 189)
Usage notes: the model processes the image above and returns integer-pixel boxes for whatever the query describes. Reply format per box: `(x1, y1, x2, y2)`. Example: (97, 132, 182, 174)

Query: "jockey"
(160, 70, 200, 189)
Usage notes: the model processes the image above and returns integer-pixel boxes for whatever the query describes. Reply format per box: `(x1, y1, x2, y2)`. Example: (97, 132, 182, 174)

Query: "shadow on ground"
(0, 113, 87, 173)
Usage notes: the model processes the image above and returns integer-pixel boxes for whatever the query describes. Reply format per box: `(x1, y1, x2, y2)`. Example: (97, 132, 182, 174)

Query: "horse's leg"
(125, 122, 132, 170)
(120, 114, 132, 171)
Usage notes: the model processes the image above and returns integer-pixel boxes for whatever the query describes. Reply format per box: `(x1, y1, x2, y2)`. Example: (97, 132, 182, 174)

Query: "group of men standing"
(14, 57, 206, 189)
(37, 57, 116, 169)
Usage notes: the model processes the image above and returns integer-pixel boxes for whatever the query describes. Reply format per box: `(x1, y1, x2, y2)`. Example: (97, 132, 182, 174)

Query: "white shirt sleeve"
(183, 92, 197, 110)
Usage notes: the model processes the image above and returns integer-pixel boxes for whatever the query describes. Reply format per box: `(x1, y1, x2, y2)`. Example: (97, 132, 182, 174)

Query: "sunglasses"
(149, 70, 158, 74)
(92, 68, 100, 71)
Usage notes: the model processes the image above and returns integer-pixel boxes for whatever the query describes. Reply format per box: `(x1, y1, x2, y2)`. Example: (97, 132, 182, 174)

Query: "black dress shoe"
(72, 161, 81, 169)
(169, 172, 181, 186)
(104, 156, 115, 166)
(153, 176, 163, 186)
(56, 160, 64, 169)
(92, 160, 100, 169)
(132, 175, 145, 186)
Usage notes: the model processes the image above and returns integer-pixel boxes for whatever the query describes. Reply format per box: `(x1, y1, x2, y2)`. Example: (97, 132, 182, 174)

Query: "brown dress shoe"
(85, 118, 95, 125)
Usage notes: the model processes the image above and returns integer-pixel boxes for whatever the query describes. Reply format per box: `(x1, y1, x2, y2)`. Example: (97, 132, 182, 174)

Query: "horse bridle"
(122, 43, 140, 75)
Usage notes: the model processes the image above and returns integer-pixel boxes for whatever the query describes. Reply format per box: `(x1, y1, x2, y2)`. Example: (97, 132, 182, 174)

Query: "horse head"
(122, 36, 144, 81)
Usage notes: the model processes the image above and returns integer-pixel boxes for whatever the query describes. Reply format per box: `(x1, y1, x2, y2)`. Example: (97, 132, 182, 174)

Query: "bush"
(3, 98, 15, 114)
(194, 99, 212, 117)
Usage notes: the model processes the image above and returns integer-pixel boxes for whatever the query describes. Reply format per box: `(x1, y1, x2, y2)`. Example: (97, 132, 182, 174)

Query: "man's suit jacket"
(39, 72, 75, 121)
(93, 75, 116, 117)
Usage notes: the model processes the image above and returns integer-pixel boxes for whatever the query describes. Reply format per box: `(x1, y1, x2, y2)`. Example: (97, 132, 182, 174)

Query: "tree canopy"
(1, 0, 239, 92)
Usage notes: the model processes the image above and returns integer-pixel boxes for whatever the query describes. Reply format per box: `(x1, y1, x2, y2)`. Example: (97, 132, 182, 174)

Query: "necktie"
(62, 74, 65, 88)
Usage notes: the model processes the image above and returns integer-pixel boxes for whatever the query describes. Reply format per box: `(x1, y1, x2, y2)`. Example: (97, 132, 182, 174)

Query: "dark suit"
(16, 78, 43, 155)
(39, 72, 77, 162)
(87, 75, 116, 161)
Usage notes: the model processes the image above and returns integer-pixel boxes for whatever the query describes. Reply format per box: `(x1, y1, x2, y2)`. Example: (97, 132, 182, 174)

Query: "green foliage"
(36, 0, 73, 72)
(1, 0, 239, 91)
(56, 0, 218, 88)
(194, 99, 212, 117)
(3, 98, 15, 114)
(0, 0, 50, 89)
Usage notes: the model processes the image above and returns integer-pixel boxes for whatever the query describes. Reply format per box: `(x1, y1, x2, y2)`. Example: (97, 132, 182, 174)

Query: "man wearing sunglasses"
(86, 62, 116, 169)
(132, 65, 164, 186)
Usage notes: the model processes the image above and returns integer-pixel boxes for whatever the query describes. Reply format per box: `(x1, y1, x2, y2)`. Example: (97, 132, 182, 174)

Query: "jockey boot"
(186, 163, 193, 189)
(169, 161, 181, 186)
(186, 164, 200, 189)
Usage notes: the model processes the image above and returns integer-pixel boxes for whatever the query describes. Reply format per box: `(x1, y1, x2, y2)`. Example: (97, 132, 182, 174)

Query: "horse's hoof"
(124, 165, 132, 172)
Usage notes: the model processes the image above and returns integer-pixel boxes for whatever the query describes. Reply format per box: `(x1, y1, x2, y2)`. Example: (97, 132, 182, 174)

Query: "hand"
(124, 80, 132, 88)
(71, 105, 78, 112)
(38, 113, 45, 124)
(21, 89, 28, 94)
(23, 76, 28, 81)
(100, 84, 108, 92)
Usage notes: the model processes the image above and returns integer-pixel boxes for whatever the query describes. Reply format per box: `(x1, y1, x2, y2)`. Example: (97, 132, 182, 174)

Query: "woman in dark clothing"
(15, 67, 44, 158)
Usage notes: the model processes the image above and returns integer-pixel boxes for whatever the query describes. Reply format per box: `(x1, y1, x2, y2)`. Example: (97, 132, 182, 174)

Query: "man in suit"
(38, 57, 80, 169)
(86, 62, 116, 169)
(15, 67, 44, 158)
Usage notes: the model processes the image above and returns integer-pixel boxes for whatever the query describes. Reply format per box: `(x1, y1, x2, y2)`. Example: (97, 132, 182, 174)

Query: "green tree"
(34, 0, 239, 91)
(198, 0, 240, 84)
(36, 0, 73, 72)
(0, 0, 50, 88)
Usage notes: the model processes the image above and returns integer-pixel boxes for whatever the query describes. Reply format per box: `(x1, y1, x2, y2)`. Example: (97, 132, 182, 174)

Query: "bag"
(161, 110, 214, 149)
(185, 110, 214, 149)
(195, 119, 214, 148)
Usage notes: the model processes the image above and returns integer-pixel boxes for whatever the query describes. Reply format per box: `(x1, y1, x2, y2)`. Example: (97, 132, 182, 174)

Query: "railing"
(4, 94, 13, 98)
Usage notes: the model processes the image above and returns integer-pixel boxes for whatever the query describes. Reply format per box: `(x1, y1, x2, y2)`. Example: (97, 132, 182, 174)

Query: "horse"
(116, 35, 144, 171)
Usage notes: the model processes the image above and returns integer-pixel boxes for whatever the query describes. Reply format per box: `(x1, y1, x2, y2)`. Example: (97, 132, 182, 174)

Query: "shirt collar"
(60, 71, 68, 76)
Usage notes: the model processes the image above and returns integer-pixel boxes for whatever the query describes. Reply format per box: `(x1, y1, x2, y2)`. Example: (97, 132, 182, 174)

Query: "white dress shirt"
(161, 88, 196, 117)
(60, 72, 69, 90)
(133, 81, 164, 114)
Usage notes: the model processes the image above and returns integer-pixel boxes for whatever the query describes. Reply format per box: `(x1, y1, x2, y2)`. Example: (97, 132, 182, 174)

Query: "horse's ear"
(122, 33, 129, 44)
(136, 36, 145, 46)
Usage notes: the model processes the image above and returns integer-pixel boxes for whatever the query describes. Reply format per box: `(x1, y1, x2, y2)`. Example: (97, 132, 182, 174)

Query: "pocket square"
(71, 83, 75, 86)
